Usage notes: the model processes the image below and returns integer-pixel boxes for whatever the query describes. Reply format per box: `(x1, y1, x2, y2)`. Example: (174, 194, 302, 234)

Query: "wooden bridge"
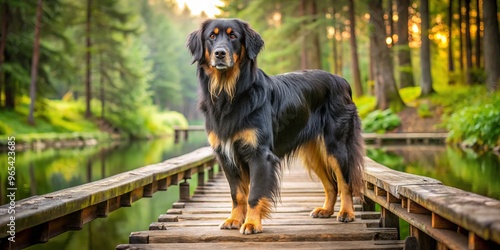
(174, 126, 449, 145)
(1, 147, 499, 250)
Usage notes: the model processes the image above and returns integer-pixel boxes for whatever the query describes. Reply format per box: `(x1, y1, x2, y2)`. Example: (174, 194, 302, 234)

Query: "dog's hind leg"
(298, 139, 338, 218)
(327, 155, 356, 222)
(240, 150, 280, 234)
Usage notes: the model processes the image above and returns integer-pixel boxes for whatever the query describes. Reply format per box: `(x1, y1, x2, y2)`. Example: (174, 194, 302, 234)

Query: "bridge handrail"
(363, 157, 500, 249)
(0, 147, 215, 249)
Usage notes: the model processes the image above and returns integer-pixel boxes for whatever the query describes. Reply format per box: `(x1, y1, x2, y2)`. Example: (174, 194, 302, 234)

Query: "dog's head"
(187, 18, 264, 71)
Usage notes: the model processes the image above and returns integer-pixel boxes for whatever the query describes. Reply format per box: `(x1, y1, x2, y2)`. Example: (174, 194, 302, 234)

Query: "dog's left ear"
(186, 29, 203, 64)
(241, 21, 264, 60)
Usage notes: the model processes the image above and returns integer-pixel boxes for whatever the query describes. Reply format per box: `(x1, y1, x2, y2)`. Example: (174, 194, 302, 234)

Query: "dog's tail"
(327, 75, 365, 197)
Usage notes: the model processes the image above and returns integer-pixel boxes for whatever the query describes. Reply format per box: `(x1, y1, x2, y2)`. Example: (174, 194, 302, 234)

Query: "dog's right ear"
(186, 29, 203, 64)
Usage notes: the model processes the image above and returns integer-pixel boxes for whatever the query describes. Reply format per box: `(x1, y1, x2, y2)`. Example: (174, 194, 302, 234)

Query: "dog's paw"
(337, 210, 355, 222)
(219, 218, 243, 229)
(310, 207, 333, 218)
(239, 221, 263, 234)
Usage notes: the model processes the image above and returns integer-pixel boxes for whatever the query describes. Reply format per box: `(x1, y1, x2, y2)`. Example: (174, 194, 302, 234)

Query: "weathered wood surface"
(363, 157, 500, 249)
(0, 147, 215, 250)
(118, 161, 404, 249)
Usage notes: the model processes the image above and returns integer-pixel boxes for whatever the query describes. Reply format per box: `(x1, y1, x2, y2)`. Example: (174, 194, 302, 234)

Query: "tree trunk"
(28, 0, 43, 125)
(459, 0, 464, 72)
(474, 0, 481, 68)
(448, 0, 455, 72)
(0, 4, 9, 109)
(348, 0, 363, 97)
(464, 0, 473, 84)
(337, 22, 343, 76)
(299, 0, 307, 69)
(396, 0, 415, 88)
(308, 0, 321, 69)
(370, 0, 405, 111)
(85, 0, 92, 118)
(99, 54, 105, 119)
(483, 0, 500, 91)
(387, 0, 394, 46)
(420, 0, 435, 96)
(331, 2, 339, 74)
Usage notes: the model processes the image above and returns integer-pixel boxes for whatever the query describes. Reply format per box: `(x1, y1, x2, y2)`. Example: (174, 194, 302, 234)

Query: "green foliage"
(446, 93, 500, 149)
(0, 122, 13, 135)
(353, 96, 376, 118)
(417, 103, 433, 118)
(362, 109, 401, 133)
(399, 87, 421, 107)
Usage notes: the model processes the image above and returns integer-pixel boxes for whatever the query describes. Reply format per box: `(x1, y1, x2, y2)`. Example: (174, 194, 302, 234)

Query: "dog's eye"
(209, 34, 216, 40)
(229, 34, 237, 39)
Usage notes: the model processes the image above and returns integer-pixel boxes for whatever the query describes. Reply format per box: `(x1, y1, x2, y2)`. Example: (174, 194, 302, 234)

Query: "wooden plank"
(117, 241, 405, 250)
(130, 225, 399, 243)
(149, 218, 381, 228)
(432, 213, 456, 230)
(407, 200, 430, 214)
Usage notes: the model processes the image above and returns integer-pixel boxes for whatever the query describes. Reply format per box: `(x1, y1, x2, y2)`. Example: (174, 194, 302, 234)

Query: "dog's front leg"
(240, 150, 279, 234)
(219, 157, 249, 230)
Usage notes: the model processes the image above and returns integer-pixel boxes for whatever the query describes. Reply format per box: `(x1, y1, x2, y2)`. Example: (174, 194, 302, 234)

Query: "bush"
(362, 109, 401, 134)
(0, 122, 13, 135)
(446, 94, 500, 149)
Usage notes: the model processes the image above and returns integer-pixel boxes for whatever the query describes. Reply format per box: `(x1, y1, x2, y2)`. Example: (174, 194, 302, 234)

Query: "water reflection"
(0, 132, 209, 250)
(367, 145, 500, 200)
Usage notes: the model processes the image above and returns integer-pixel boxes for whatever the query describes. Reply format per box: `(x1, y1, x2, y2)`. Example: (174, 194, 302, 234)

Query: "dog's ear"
(241, 20, 264, 60)
(186, 29, 203, 64)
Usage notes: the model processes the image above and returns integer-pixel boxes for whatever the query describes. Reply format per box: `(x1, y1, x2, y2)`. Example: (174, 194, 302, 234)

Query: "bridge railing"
(362, 157, 500, 250)
(0, 147, 216, 250)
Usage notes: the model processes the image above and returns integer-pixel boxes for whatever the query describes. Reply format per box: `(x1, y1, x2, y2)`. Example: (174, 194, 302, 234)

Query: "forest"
(0, 0, 499, 150)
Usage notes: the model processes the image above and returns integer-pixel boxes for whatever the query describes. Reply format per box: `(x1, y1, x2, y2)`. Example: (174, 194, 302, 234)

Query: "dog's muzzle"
(212, 47, 233, 71)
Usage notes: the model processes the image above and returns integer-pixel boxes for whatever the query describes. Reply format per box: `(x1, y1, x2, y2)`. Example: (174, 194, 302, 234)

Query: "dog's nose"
(214, 48, 226, 59)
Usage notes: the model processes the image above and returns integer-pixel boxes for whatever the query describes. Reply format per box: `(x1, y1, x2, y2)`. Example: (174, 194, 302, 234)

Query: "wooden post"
(362, 196, 375, 211)
(198, 166, 205, 186)
(208, 166, 215, 180)
(174, 130, 180, 144)
(184, 130, 189, 140)
(381, 207, 400, 239)
(179, 180, 190, 201)
(410, 225, 436, 250)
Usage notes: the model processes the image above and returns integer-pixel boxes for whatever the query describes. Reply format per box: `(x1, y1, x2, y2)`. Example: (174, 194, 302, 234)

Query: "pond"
(1, 133, 499, 249)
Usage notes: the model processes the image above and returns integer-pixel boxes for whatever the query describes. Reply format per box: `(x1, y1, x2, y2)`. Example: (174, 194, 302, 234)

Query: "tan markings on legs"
(207, 131, 220, 149)
(298, 138, 337, 218)
(232, 128, 258, 148)
(328, 156, 355, 222)
(220, 187, 247, 229)
(240, 197, 272, 234)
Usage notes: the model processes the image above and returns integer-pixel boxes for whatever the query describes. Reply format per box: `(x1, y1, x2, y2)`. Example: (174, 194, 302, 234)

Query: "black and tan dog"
(187, 18, 364, 235)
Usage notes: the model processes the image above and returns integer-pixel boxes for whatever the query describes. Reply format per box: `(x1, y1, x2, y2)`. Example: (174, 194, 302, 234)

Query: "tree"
(420, 0, 435, 96)
(459, 0, 464, 71)
(464, 0, 473, 84)
(348, 0, 363, 97)
(85, 0, 92, 118)
(474, 0, 481, 68)
(447, 0, 455, 73)
(0, 3, 8, 109)
(369, 0, 405, 111)
(396, 0, 415, 88)
(483, 0, 500, 91)
(28, 0, 43, 125)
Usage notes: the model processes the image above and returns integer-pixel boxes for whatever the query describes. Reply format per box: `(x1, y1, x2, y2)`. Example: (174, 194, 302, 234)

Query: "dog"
(187, 18, 364, 235)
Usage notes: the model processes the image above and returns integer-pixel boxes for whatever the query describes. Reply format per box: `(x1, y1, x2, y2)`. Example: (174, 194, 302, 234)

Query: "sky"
(176, 0, 223, 17)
